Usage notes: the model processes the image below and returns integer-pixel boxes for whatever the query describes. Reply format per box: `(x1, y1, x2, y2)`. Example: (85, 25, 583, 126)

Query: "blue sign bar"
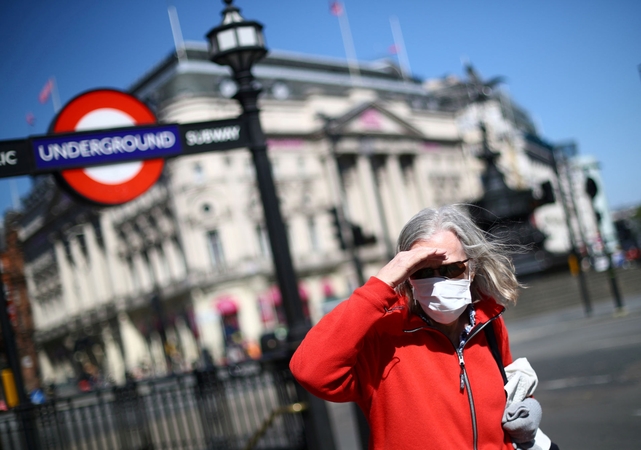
(0, 117, 247, 179)
(31, 124, 182, 171)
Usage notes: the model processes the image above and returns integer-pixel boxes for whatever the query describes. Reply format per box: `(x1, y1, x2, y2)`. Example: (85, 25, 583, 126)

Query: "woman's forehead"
(411, 230, 466, 259)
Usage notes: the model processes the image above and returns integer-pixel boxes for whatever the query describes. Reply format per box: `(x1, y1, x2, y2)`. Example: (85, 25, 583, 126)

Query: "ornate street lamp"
(207, 0, 306, 341)
(207, 3, 337, 449)
(207, 0, 267, 72)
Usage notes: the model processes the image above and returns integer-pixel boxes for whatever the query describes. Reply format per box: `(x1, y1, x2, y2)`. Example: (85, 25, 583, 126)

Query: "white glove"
(502, 398, 542, 444)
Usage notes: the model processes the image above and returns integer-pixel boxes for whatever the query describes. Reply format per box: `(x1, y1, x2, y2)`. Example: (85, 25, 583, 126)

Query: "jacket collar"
(473, 296, 505, 323)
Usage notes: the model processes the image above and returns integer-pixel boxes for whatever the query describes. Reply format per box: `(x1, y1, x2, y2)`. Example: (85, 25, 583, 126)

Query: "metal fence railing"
(0, 358, 307, 450)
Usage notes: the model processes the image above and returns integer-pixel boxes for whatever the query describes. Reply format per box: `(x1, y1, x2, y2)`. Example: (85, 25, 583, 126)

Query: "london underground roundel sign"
(52, 89, 165, 205)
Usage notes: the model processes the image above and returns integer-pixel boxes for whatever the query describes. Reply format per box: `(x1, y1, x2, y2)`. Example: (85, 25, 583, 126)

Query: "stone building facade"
(9, 42, 590, 386)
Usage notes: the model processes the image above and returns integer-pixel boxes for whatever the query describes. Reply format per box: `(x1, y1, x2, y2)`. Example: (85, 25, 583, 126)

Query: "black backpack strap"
(485, 321, 508, 385)
(487, 322, 561, 449)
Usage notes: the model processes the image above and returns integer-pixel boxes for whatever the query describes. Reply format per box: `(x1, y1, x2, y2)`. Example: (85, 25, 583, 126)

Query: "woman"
(290, 205, 542, 449)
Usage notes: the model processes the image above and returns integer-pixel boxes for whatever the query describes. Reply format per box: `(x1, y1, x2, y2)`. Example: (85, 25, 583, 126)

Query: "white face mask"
(409, 276, 472, 324)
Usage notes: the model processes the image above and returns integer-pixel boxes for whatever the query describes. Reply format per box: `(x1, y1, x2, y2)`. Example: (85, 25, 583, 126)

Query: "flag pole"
(331, 2, 361, 85)
(168, 5, 187, 62)
(389, 16, 411, 82)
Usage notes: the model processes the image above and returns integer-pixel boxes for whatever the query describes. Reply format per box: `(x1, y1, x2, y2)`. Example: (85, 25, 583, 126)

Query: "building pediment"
(323, 102, 424, 139)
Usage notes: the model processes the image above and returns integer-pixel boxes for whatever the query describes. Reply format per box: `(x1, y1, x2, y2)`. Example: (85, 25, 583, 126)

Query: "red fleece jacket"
(290, 277, 514, 450)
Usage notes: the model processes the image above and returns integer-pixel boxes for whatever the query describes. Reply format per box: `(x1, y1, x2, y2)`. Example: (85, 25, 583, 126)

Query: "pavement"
(504, 293, 641, 450)
(505, 292, 641, 347)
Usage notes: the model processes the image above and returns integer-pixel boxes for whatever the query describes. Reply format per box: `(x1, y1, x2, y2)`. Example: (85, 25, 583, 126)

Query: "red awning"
(214, 296, 238, 315)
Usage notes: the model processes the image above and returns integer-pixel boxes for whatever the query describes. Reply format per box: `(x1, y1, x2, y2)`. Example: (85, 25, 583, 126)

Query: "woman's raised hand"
(375, 247, 446, 289)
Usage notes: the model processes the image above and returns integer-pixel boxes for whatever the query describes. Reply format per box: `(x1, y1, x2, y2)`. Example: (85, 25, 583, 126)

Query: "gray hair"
(397, 204, 523, 310)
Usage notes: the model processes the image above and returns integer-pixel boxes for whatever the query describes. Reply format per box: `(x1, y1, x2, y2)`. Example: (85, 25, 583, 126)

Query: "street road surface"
(507, 296, 641, 449)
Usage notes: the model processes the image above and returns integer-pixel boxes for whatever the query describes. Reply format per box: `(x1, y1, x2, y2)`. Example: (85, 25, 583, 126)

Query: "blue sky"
(1, 0, 640, 216)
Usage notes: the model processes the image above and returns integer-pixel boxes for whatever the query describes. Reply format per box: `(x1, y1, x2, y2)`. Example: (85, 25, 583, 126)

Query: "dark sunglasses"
(410, 259, 470, 280)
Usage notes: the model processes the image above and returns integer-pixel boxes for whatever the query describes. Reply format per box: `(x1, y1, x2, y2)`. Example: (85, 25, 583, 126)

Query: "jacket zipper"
(404, 313, 503, 450)
(457, 347, 477, 450)
(457, 316, 500, 450)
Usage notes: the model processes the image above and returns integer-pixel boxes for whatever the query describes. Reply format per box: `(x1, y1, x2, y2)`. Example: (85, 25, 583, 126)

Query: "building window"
(76, 233, 89, 260)
(272, 157, 281, 178)
(219, 78, 238, 98)
(172, 236, 187, 274)
(207, 230, 226, 269)
(307, 216, 320, 251)
(127, 256, 140, 291)
(256, 224, 270, 257)
(429, 174, 461, 206)
(156, 245, 171, 281)
(285, 222, 293, 249)
(63, 239, 73, 264)
(194, 162, 204, 184)
(142, 251, 156, 286)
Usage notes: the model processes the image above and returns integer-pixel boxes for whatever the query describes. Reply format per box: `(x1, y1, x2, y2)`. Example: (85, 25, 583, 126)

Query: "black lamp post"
(207, 0, 306, 342)
(584, 174, 625, 313)
(206, 3, 336, 449)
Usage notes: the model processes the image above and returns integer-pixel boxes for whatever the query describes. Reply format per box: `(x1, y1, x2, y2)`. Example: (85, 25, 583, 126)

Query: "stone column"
(84, 220, 111, 307)
(385, 154, 415, 235)
(53, 240, 80, 317)
(415, 151, 435, 206)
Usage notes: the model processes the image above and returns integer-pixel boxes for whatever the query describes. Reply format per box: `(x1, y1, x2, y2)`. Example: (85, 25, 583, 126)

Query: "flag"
(39, 78, 53, 104)
(26, 112, 35, 126)
(330, 1, 344, 16)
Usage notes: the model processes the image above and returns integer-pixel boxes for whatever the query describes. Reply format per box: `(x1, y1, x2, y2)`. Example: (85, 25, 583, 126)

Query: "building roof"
(129, 41, 439, 113)
(129, 41, 541, 139)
